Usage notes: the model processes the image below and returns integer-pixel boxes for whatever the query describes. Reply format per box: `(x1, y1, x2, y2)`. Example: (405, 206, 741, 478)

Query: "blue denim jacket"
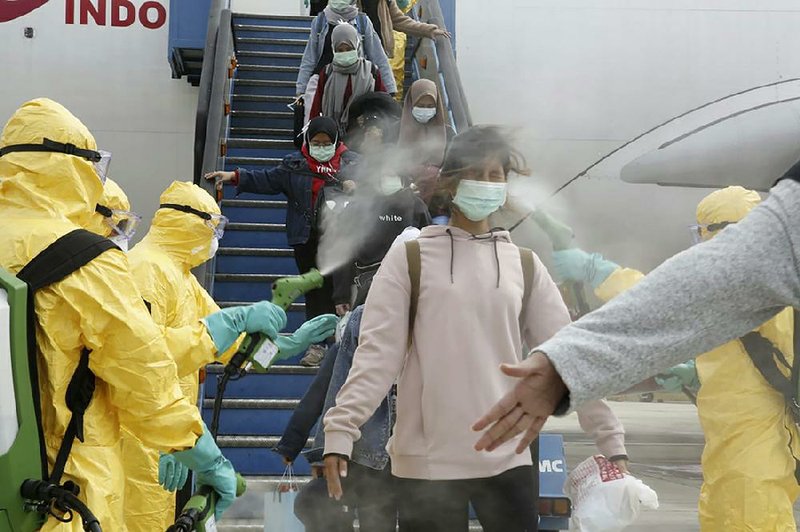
(305, 306, 393, 469)
(237, 150, 360, 246)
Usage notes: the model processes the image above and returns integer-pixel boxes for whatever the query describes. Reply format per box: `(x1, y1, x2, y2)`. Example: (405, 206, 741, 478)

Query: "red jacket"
(309, 65, 387, 120)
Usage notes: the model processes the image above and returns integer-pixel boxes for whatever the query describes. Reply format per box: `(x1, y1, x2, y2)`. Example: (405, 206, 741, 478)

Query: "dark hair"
(432, 126, 529, 210)
(305, 116, 340, 145)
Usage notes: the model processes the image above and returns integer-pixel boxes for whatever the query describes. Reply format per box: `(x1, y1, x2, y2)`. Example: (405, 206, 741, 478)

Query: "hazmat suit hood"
(0, 98, 102, 228)
(696, 185, 762, 226)
(87, 177, 131, 237)
(142, 181, 222, 271)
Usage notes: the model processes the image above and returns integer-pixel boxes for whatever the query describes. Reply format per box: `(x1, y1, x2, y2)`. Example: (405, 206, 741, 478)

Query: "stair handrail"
(194, 3, 235, 292)
(194, 0, 233, 189)
(409, 0, 472, 133)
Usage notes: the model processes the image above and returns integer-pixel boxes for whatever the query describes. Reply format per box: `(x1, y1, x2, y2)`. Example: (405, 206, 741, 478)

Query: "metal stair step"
(233, 13, 313, 22)
(236, 64, 300, 74)
(218, 247, 293, 257)
(228, 127, 293, 138)
(206, 364, 317, 375)
(234, 24, 311, 34)
(235, 37, 307, 47)
(236, 51, 304, 68)
(234, 79, 297, 89)
(216, 435, 313, 448)
(221, 199, 288, 208)
(202, 398, 301, 409)
(227, 138, 296, 150)
(230, 109, 293, 119)
(226, 156, 283, 166)
(232, 93, 296, 103)
(226, 222, 286, 232)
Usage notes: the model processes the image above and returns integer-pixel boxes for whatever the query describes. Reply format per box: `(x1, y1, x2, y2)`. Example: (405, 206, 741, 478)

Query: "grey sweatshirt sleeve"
(538, 179, 800, 409)
(297, 16, 323, 95)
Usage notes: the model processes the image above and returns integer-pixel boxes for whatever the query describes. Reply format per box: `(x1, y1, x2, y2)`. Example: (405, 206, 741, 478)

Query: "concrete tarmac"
(547, 401, 800, 531)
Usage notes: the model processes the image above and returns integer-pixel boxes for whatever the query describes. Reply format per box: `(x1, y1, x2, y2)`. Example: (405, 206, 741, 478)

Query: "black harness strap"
(17, 229, 117, 485)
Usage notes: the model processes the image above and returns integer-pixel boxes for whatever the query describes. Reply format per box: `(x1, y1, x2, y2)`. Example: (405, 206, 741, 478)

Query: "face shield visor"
(159, 203, 228, 239)
(688, 221, 734, 245)
(95, 204, 141, 240)
(0, 137, 111, 184)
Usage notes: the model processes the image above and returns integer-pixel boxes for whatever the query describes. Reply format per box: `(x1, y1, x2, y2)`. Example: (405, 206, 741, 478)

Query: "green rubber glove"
(203, 301, 287, 354)
(158, 453, 189, 492)
(274, 314, 338, 361)
(172, 423, 238, 520)
(552, 249, 619, 289)
(655, 361, 699, 392)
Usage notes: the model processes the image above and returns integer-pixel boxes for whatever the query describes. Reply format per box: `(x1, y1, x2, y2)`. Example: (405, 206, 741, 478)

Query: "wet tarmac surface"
(547, 401, 800, 531)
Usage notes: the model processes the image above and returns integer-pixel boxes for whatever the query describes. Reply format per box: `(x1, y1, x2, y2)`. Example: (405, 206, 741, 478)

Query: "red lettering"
(110, 0, 135, 26)
(80, 0, 105, 25)
(138, 1, 165, 29)
(65, 0, 74, 24)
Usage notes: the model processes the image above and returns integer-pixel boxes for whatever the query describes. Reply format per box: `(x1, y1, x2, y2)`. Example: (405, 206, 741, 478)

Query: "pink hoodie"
(324, 225, 625, 480)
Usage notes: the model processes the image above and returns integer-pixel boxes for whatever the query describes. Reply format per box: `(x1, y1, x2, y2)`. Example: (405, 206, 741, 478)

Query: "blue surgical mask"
(412, 106, 437, 123)
(380, 175, 403, 195)
(452, 180, 507, 222)
(333, 50, 359, 68)
(309, 144, 337, 162)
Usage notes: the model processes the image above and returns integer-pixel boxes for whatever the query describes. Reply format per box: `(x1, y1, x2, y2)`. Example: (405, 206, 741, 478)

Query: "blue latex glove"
(274, 314, 338, 361)
(158, 453, 189, 492)
(552, 248, 619, 289)
(172, 424, 238, 520)
(203, 301, 288, 354)
(655, 361, 699, 392)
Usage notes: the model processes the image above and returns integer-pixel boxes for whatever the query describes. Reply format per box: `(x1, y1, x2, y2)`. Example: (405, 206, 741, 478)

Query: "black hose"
(209, 370, 232, 439)
(20, 480, 102, 532)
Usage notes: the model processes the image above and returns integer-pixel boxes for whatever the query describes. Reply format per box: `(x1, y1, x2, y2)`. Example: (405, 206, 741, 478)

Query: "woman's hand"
(205, 170, 236, 190)
(342, 180, 356, 194)
(611, 457, 629, 474)
(335, 303, 351, 317)
(323, 454, 348, 500)
(432, 27, 452, 39)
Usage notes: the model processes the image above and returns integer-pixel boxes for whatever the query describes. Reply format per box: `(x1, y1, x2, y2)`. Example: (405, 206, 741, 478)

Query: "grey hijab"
(322, 23, 377, 126)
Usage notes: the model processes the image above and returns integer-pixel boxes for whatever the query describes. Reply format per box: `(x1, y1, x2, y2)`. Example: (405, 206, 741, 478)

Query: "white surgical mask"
(452, 180, 507, 222)
(412, 106, 437, 124)
(329, 0, 353, 10)
(333, 50, 359, 68)
(208, 237, 220, 259)
(380, 175, 403, 195)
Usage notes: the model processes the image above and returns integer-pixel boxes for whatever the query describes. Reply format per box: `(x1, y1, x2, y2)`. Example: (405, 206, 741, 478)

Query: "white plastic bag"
(263, 466, 304, 532)
(567, 455, 659, 532)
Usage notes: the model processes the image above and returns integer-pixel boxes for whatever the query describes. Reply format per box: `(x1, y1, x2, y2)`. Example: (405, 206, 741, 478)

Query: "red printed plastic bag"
(567, 456, 659, 531)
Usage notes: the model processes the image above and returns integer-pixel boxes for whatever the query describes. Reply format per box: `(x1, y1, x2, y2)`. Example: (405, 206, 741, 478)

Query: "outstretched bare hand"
(472, 352, 567, 454)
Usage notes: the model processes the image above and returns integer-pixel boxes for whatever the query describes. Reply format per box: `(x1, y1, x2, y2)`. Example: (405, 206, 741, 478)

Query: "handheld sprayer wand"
(209, 268, 324, 436)
(169, 269, 325, 532)
(529, 211, 591, 317)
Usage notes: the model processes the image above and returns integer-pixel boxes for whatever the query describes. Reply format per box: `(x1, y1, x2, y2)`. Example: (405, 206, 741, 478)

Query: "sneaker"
(300, 344, 326, 367)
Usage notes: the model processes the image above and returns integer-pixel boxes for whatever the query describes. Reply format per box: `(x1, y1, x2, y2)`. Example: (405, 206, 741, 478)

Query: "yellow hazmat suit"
(0, 99, 204, 531)
(593, 186, 800, 531)
(122, 181, 233, 531)
(390, 0, 419, 100)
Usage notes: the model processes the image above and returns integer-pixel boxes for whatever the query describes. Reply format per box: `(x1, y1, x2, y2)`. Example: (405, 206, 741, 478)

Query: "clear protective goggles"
(689, 221, 734, 244)
(96, 204, 141, 239)
(160, 203, 228, 239)
(0, 138, 111, 184)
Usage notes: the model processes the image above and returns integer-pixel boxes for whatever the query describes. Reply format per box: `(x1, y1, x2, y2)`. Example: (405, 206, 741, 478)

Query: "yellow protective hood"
(142, 181, 221, 271)
(696, 185, 762, 225)
(0, 98, 102, 228)
(87, 177, 131, 237)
